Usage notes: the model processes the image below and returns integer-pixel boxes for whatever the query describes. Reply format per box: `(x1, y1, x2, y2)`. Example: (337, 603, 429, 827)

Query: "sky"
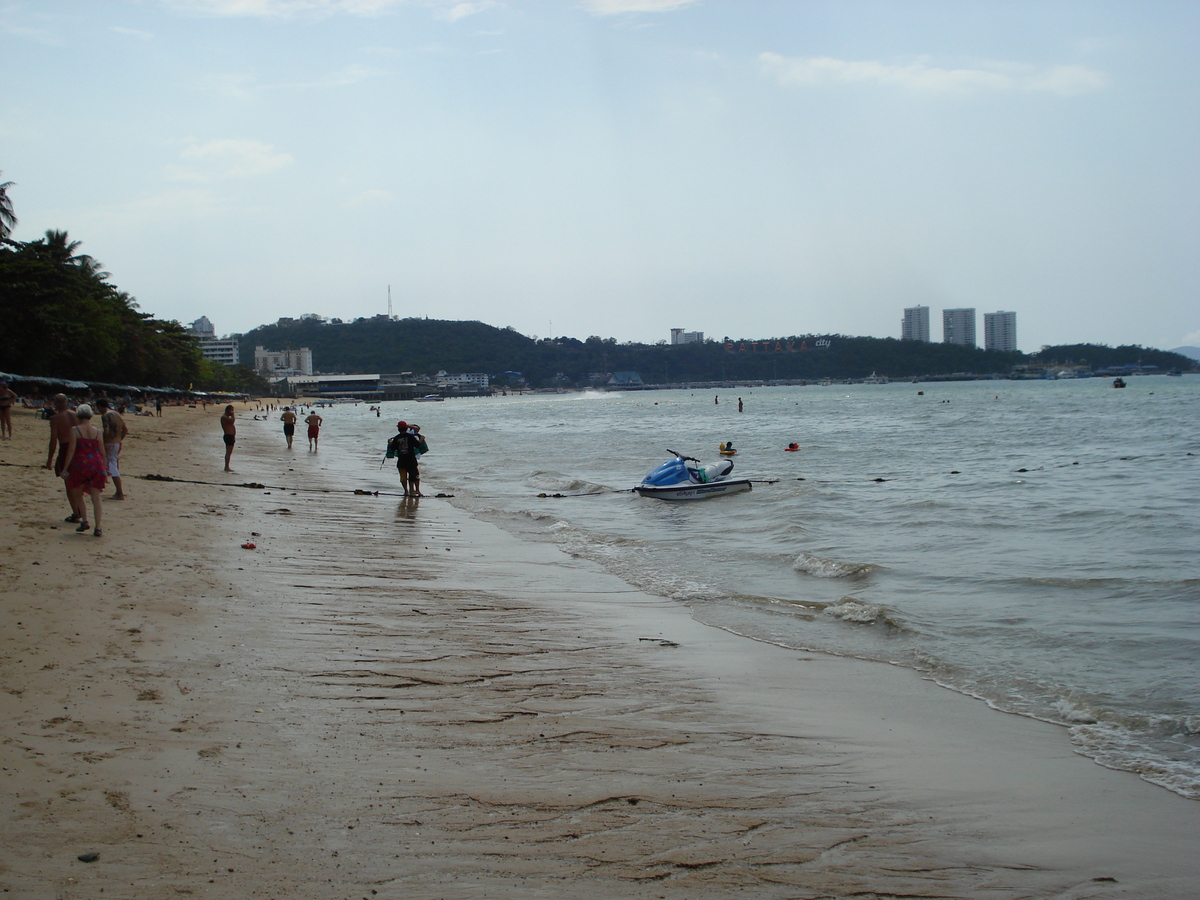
(2, 0, 1198, 353)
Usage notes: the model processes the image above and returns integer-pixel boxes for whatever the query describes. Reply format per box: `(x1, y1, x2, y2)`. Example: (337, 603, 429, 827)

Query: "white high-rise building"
(670, 328, 703, 345)
(984, 311, 1018, 352)
(942, 308, 976, 346)
(254, 345, 314, 377)
(901, 306, 930, 342)
(188, 316, 239, 366)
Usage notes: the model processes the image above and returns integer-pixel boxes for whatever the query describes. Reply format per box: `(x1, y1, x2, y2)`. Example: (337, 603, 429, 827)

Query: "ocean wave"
(794, 552, 877, 579)
(823, 596, 903, 630)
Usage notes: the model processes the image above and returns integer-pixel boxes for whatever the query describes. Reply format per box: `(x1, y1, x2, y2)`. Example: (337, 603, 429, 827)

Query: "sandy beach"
(2, 403, 1198, 899)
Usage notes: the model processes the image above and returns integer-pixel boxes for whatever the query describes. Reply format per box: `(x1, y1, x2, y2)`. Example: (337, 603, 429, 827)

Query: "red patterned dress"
(64, 426, 107, 492)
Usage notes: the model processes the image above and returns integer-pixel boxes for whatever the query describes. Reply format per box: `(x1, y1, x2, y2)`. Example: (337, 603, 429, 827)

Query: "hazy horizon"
(3, 1, 1197, 352)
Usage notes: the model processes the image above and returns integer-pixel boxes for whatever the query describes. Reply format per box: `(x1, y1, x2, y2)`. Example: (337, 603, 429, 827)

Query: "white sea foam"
(794, 552, 877, 579)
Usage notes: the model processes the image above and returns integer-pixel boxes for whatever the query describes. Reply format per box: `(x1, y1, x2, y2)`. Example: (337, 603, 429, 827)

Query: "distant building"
(435, 371, 490, 390)
(189, 316, 215, 337)
(984, 311, 1018, 352)
(198, 338, 240, 367)
(901, 306, 930, 342)
(607, 371, 646, 389)
(255, 345, 313, 377)
(670, 329, 704, 345)
(942, 308, 976, 346)
(188, 316, 239, 366)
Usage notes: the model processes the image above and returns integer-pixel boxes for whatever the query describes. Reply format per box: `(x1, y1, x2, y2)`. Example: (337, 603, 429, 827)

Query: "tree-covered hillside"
(239, 317, 1200, 387)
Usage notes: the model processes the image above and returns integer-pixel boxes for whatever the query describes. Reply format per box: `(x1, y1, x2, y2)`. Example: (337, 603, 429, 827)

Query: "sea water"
(304, 376, 1200, 800)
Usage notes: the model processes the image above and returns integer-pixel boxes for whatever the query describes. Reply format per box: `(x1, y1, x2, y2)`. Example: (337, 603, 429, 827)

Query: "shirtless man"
(221, 405, 236, 472)
(96, 397, 129, 500)
(44, 394, 80, 521)
(280, 407, 297, 449)
(305, 411, 323, 451)
(0, 380, 16, 440)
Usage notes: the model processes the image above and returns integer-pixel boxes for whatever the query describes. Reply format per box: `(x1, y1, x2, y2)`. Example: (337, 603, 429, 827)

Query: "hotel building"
(984, 311, 1018, 352)
(942, 308, 977, 347)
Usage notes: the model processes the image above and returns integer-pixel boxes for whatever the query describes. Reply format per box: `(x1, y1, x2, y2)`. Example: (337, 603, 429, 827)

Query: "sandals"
(93, 528, 102, 537)
(76, 521, 90, 533)
(65, 514, 80, 523)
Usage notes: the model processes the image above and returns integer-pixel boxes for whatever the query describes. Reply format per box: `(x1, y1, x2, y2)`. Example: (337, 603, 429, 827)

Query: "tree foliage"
(0, 230, 221, 389)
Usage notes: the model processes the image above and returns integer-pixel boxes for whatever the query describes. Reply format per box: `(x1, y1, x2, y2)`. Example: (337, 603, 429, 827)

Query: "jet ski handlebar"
(665, 449, 700, 463)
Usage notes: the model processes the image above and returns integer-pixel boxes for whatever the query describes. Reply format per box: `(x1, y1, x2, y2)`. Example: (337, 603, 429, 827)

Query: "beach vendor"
(388, 421, 423, 497)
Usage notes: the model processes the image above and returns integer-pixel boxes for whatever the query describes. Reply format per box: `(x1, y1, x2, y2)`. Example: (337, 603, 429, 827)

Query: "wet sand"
(2, 403, 1198, 899)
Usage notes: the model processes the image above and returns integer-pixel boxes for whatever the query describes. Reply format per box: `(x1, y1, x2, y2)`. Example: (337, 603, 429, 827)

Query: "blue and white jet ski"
(634, 450, 753, 500)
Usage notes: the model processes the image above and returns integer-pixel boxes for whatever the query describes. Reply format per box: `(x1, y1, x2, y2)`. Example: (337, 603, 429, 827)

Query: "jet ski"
(634, 450, 753, 500)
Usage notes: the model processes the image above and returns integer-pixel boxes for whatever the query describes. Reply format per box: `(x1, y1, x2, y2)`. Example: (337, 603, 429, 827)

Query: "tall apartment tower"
(942, 308, 976, 346)
(984, 311, 1017, 352)
(901, 305, 930, 342)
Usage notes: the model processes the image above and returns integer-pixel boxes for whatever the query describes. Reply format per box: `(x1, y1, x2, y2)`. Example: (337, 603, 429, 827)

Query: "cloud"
(166, 139, 294, 182)
(147, 0, 410, 18)
(759, 53, 1106, 98)
(345, 189, 395, 206)
(110, 25, 155, 39)
(440, 1, 495, 21)
(583, 0, 698, 14)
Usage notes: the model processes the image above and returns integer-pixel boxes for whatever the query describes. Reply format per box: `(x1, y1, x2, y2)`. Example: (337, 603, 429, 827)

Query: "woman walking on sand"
(60, 403, 106, 536)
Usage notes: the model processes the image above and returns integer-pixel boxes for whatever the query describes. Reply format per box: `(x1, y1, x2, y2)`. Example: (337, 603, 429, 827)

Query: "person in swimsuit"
(44, 393, 81, 522)
(96, 397, 129, 500)
(280, 407, 297, 449)
(0, 380, 16, 440)
(305, 411, 323, 450)
(221, 405, 236, 471)
(60, 404, 106, 536)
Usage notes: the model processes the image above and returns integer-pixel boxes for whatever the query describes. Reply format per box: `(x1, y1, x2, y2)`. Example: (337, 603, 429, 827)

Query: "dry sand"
(2, 403, 1198, 899)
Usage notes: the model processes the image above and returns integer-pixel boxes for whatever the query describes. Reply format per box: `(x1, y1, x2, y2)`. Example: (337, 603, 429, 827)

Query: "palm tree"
(0, 172, 15, 242)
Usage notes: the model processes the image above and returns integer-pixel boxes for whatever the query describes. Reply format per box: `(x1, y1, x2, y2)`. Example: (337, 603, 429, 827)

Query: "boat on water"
(863, 372, 889, 384)
(1113, 377, 1127, 388)
(634, 450, 752, 500)
(415, 394, 444, 402)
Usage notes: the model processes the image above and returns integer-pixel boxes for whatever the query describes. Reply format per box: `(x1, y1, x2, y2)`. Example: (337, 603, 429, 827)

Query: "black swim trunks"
(223, 433, 236, 446)
(283, 423, 295, 436)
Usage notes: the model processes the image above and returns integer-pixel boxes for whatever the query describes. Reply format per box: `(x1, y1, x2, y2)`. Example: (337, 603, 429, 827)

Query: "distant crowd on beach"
(6, 381, 437, 540)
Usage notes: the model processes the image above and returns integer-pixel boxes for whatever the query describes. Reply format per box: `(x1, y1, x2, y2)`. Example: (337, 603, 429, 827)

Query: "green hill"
(239, 317, 1196, 387)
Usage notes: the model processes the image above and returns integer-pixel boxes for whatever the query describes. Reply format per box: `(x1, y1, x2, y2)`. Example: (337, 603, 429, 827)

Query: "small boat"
(784, 443, 800, 452)
(634, 450, 753, 500)
(1113, 377, 1126, 388)
(415, 394, 444, 402)
(863, 372, 888, 384)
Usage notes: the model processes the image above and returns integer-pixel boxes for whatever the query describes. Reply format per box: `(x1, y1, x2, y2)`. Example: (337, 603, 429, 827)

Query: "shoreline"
(2, 404, 1198, 898)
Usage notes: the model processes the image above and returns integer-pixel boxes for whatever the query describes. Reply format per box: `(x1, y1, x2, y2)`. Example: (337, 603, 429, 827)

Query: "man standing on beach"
(44, 393, 80, 521)
(96, 398, 129, 500)
(388, 420, 422, 497)
(280, 407, 297, 449)
(221, 405, 236, 472)
(305, 410, 323, 451)
(0, 379, 16, 440)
